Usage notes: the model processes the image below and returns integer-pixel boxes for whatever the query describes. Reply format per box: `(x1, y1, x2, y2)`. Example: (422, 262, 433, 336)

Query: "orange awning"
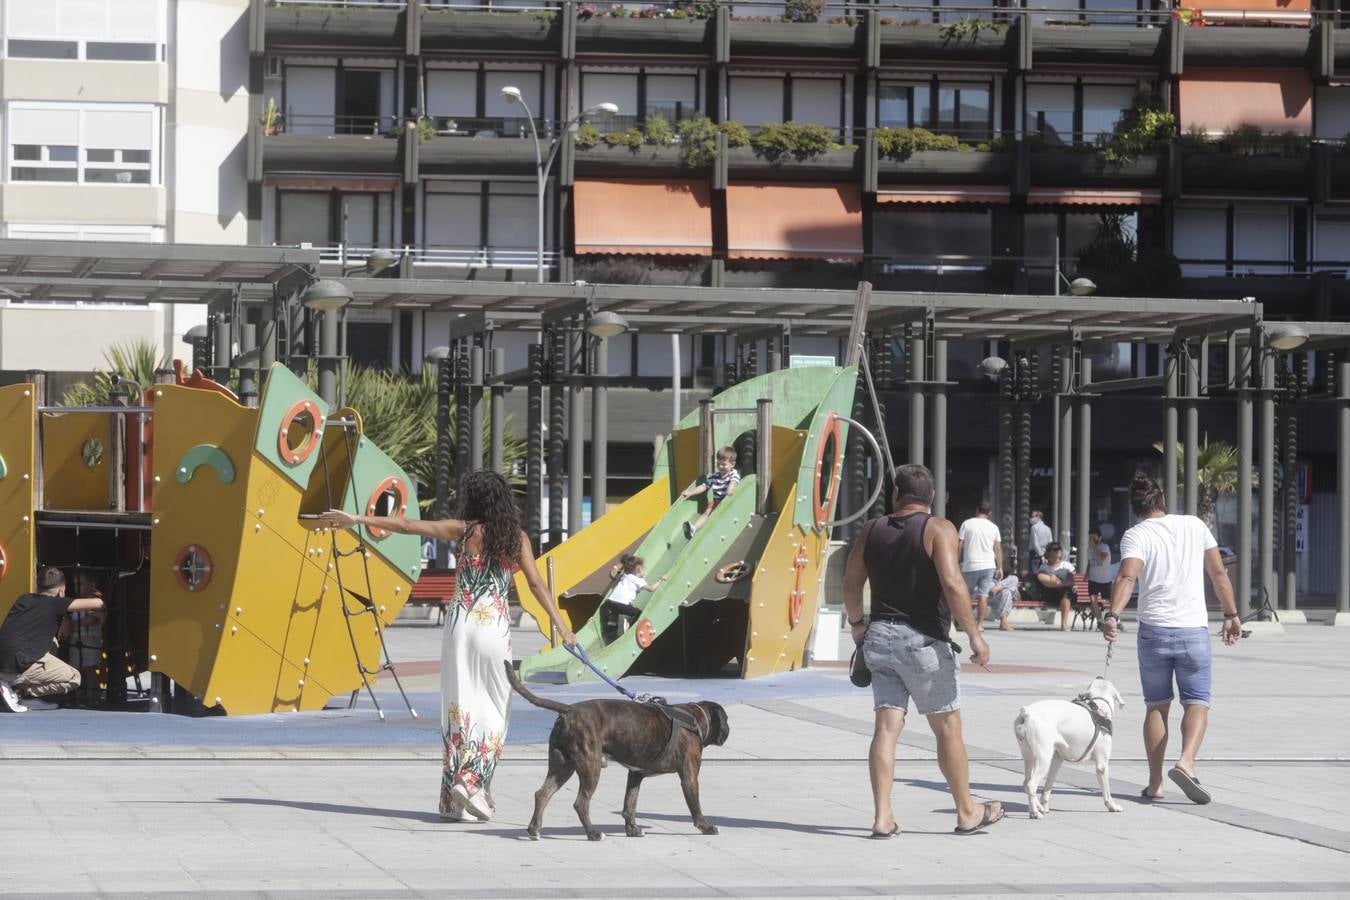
(1179, 68, 1312, 135)
(877, 186, 1011, 205)
(573, 179, 712, 256)
(727, 183, 863, 261)
(1028, 188, 1162, 206)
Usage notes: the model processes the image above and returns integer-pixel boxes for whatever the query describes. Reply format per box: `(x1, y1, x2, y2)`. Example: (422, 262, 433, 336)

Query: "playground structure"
(0, 363, 421, 716)
(514, 364, 878, 684)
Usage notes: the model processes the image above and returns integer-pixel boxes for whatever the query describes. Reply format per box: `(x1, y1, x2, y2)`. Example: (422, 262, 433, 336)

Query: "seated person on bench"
(602, 555, 666, 643)
(1035, 543, 1076, 633)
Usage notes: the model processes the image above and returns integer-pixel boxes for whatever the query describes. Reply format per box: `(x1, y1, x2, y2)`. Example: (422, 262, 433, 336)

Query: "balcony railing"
(293, 243, 555, 271)
(265, 113, 403, 136)
(271, 0, 408, 8)
(423, 115, 557, 139)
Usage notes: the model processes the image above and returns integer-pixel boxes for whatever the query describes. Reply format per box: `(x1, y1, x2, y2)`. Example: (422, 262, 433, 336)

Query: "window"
(1027, 211, 1138, 279)
(1314, 86, 1350, 141)
(730, 75, 844, 133)
(423, 66, 545, 137)
(7, 103, 158, 185)
(1172, 205, 1293, 277)
(729, 77, 784, 127)
(878, 78, 993, 142)
(1026, 81, 1140, 145)
(4, 0, 163, 62)
(873, 211, 992, 271)
(281, 63, 396, 135)
(422, 181, 550, 268)
(277, 190, 394, 249)
(1025, 83, 1075, 144)
(1314, 214, 1350, 269)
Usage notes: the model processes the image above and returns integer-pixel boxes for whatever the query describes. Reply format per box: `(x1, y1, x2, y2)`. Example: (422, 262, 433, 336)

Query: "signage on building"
(790, 355, 836, 368)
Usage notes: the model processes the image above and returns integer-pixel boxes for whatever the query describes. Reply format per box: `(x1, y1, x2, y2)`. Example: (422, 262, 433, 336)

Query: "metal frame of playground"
(1, 237, 1347, 622)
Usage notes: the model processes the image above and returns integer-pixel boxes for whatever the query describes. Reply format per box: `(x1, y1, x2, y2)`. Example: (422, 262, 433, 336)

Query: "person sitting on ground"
(1086, 528, 1113, 626)
(0, 566, 106, 713)
(1035, 543, 1077, 632)
(984, 574, 1019, 632)
(681, 446, 740, 539)
(603, 554, 667, 643)
(957, 501, 1003, 628)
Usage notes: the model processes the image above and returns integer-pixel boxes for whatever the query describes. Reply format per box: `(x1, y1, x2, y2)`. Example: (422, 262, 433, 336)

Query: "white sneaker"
(449, 783, 493, 822)
(0, 679, 27, 713)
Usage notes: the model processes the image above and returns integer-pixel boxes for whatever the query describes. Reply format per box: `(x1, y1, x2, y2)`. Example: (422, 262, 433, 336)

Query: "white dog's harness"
(1069, 693, 1114, 762)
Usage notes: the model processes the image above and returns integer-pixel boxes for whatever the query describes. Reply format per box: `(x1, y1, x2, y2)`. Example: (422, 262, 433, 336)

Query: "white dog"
(1013, 676, 1125, 818)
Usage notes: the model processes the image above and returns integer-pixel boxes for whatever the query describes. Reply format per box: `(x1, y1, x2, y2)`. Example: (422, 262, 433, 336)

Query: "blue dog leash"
(563, 643, 646, 702)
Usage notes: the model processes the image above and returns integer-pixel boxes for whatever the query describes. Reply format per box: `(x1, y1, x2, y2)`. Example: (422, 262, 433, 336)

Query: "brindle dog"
(505, 661, 730, 840)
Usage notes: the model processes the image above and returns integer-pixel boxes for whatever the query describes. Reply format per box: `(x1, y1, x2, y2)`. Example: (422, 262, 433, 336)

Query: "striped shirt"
(704, 468, 740, 500)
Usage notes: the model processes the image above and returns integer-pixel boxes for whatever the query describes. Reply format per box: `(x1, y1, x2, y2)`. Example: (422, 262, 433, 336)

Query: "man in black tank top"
(842, 464, 1004, 837)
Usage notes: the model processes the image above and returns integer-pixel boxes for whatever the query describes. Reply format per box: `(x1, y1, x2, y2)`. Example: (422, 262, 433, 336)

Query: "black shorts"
(1088, 580, 1112, 599)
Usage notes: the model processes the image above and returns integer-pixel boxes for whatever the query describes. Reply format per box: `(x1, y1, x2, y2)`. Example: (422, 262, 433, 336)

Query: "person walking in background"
(1028, 511, 1052, 570)
(1104, 473, 1242, 805)
(323, 470, 575, 823)
(1086, 528, 1113, 626)
(958, 501, 1003, 629)
(842, 464, 1003, 839)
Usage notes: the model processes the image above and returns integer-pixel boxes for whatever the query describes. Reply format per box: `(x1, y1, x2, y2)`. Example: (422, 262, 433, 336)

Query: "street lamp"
(1268, 323, 1309, 352)
(586, 310, 629, 338)
(501, 85, 617, 283)
(301, 280, 354, 406)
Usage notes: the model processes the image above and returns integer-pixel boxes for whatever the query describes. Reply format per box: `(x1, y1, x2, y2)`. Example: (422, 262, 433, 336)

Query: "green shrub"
(602, 128, 644, 151)
(874, 126, 965, 160)
(753, 121, 835, 160)
(1096, 92, 1175, 164)
(643, 116, 676, 147)
(721, 120, 752, 148)
(677, 115, 720, 167)
(785, 0, 825, 22)
(1223, 122, 1264, 156)
(574, 122, 601, 149)
(939, 18, 1005, 41)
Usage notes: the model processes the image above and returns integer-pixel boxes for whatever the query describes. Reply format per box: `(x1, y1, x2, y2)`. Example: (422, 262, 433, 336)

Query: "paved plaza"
(2, 614, 1348, 900)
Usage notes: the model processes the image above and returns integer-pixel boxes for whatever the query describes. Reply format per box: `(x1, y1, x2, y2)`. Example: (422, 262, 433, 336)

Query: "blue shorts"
(862, 620, 959, 716)
(1137, 623, 1213, 708)
(962, 568, 995, 598)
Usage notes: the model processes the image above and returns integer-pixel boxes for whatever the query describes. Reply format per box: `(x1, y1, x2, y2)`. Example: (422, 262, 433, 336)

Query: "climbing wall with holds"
(0, 384, 36, 619)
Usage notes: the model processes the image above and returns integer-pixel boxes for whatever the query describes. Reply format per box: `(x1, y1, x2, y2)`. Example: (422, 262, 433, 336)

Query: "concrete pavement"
(2, 616, 1348, 899)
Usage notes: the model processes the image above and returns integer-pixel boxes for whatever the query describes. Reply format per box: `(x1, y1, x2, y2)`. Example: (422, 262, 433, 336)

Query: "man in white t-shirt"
(957, 501, 1003, 628)
(1103, 473, 1242, 806)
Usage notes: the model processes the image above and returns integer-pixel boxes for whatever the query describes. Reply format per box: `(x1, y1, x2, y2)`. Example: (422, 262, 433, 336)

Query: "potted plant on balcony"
(261, 98, 282, 136)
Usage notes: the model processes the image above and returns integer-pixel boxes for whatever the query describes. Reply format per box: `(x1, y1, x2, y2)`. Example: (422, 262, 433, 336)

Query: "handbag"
(849, 639, 871, 688)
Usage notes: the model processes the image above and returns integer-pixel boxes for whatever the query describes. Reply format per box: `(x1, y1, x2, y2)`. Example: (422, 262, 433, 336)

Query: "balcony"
(1178, 132, 1314, 195)
(302, 241, 555, 280)
(264, 0, 406, 50)
(421, 2, 561, 52)
(262, 115, 402, 174)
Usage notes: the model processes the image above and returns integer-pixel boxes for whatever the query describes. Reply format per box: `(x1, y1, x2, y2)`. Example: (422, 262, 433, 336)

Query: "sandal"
(869, 824, 900, 840)
(954, 801, 1005, 835)
(1168, 767, 1211, 805)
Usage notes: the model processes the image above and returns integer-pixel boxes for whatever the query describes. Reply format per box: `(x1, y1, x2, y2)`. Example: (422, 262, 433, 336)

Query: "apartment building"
(0, 0, 250, 373)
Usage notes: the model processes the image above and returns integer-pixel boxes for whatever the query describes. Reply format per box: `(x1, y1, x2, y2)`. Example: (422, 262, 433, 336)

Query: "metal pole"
(1016, 367, 1032, 573)
(756, 398, 773, 515)
(108, 390, 127, 513)
(1259, 345, 1277, 608)
(213, 313, 232, 386)
(435, 355, 452, 567)
(318, 311, 338, 406)
(591, 335, 608, 520)
(1183, 342, 1199, 518)
(997, 385, 1015, 564)
(699, 398, 716, 477)
(932, 340, 948, 518)
(568, 330, 585, 540)
(526, 343, 544, 550)
(259, 299, 277, 371)
(671, 334, 682, 428)
(548, 334, 565, 547)
(239, 323, 258, 408)
(1164, 345, 1179, 512)
(908, 335, 925, 465)
(1337, 353, 1350, 616)
(1058, 346, 1073, 551)
(1282, 397, 1298, 612)
(1076, 357, 1092, 574)
(469, 345, 484, 472)
(490, 347, 505, 474)
(455, 346, 472, 494)
(1236, 340, 1253, 616)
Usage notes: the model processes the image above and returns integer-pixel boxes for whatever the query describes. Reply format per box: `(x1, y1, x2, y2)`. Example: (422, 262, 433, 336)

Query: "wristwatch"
(848, 615, 866, 627)
(1102, 611, 1120, 623)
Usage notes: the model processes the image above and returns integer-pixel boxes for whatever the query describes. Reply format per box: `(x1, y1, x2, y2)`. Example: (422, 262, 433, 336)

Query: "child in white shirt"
(603, 555, 666, 642)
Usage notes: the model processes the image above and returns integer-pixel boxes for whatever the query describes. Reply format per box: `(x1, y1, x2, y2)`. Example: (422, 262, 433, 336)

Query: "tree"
(1152, 435, 1241, 533)
(61, 340, 168, 406)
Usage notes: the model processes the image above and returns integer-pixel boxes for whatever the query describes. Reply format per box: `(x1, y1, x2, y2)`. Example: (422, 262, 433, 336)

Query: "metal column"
(1016, 363, 1032, 573)
(454, 346, 472, 495)
(1258, 345, 1277, 608)
(932, 340, 947, 517)
(259, 300, 277, 371)
(434, 354, 453, 566)
(756, 398, 773, 514)
(547, 333, 565, 547)
(590, 335, 608, 520)
(213, 313, 232, 387)
(1337, 353, 1350, 616)
(1057, 346, 1073, 550)
(567, 330, 585, 540)
(1183, 343, 1200, 517)
(1076, 357, 1092, 574)
(317, 311, 339, 406)
(908, 335, 925, 466)
(238, 323, 258, 407)
(1281, 395, 1299, 612)
(997, 377, 1015, 563)
(526, 343, 544, 550)
(1164, 345, 1179, 511)
(1236, 340, 1253, 616)
(469, 345, 484, 472)
(699, 398, 716, 475)
(490, 347, 505, 474)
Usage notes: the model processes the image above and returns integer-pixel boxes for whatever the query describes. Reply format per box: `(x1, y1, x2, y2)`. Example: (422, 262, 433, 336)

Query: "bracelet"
(848, 616, 866, 627)
(1223, 612, 1240, 619)
(1102, 612, 1120, 622)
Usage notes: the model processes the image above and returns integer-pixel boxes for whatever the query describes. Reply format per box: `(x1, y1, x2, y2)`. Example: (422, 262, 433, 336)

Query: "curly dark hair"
(456, 470, 522, 565)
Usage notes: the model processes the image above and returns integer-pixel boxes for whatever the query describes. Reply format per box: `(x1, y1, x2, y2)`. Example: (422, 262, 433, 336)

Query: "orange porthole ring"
(811, 412, 844, 528)
(715, 561, 750, 584)
(635, 619, 656, 649)
(173, 544, 213, 593)
(365, 475, 409, 539)
(277, 399, 323, 466)
(0, 543, 7, 581)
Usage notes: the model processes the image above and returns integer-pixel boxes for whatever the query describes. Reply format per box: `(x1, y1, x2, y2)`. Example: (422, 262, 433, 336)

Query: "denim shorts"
(862, 620, 959, 716)
(1137, 623, 1213, 708)
(962, 568, 996, 598)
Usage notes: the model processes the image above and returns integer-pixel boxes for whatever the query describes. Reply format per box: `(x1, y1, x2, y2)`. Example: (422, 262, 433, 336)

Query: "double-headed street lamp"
(500, 85, 617, 283)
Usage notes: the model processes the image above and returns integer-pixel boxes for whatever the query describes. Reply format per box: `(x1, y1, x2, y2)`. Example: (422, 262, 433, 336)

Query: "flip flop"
(954, 802, 1005, 835)
(869, 824, 900, 839)
(1168, 767, 1212, 805)
(1139, 788, 1162, 801)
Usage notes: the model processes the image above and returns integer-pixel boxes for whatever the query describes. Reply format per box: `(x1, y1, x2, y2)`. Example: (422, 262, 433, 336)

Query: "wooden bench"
(408, 568, 457, 625)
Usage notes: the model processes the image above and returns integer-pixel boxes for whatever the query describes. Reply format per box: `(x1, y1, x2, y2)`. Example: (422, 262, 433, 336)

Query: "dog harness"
(638, 700, 708, 774)
(1069, 693, 1114, 762)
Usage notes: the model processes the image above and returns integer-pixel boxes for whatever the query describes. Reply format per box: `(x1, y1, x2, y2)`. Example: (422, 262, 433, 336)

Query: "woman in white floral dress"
(323, 470, 574, 822)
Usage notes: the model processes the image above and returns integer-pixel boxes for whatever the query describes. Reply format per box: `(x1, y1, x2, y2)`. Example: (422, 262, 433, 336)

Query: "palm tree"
(61, 340, 168, 406)
(1152, 435, 1241, 533)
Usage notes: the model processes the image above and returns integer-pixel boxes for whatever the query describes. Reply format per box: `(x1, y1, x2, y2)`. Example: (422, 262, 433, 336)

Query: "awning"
(727, 183, 862, 260)
(265, 176, 400, 192)
(573, 179, 712, 256)
(1178, 68, 1312, 135)
(1027, 188, 1162, 206)
(877, 186, 1011, 205)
